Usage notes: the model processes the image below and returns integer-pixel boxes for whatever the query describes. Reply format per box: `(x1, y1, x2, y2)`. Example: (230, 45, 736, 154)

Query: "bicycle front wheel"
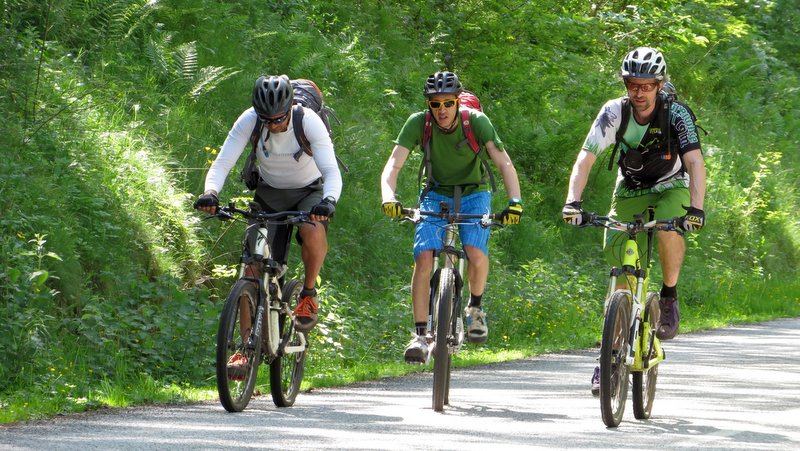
(600, 290, 632, 427)
(269, 279, 306, 407)
(216, 279, 261, 412)
(633, 291, 660, 419)
(432, 268, 455, 412)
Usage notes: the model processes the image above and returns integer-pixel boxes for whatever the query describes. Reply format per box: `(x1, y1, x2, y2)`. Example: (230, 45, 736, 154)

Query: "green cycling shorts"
(603, 187, 689, 267)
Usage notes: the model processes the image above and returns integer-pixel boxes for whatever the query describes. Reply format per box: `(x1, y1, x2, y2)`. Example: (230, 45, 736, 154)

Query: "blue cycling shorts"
(413, 191, 491, 259)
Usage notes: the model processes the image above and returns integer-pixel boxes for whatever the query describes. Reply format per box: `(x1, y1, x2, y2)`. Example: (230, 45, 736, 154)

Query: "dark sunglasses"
(261, 112, 290, 125)
(624, 80, 660, 93)
(427, 99, 458, 109)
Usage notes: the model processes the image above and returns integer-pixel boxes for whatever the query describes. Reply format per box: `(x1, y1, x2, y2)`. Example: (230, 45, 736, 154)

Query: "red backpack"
(418, 90, 496, 200)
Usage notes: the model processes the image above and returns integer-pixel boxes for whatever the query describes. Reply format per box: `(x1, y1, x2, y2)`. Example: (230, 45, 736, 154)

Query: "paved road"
(2, 318, 799, 450)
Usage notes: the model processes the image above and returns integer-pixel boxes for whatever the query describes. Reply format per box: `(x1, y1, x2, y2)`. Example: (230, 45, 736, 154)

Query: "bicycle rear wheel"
(633, 291, 660, 419)
(217, 279, 261, 412)
(432, 268, 455, 412)
(600, 290, 632, 427)
(269, 279, 306, 407)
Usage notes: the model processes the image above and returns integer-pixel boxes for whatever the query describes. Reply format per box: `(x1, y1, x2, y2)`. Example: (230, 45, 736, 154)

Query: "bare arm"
(380, 145, 411, 202)
(566, 150, 597, 203)
(485, 141, 521, 200)
(682, 149, 706, 210)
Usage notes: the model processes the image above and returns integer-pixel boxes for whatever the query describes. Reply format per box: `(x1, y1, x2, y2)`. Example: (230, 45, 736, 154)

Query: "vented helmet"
(252, 75, 293, 118)
(423, 71, 463, 97)
(621, 47, 667, 80)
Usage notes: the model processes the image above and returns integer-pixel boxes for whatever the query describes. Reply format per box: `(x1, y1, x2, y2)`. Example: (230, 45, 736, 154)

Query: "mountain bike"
(207, 202, 311, 412)
(581, 207, 681, 427)
(401, 203, 500, 412)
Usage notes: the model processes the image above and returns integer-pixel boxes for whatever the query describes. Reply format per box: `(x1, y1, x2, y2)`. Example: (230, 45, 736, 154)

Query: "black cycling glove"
(311, 197, 336, 218)
(681, 206, 705, 232)
(193, 192, 219, 210)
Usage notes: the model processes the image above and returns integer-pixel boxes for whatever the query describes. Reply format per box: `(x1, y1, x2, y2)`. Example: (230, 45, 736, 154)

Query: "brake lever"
(215, 210, 235, 221)
(398, 209, 421, 224)
(297, 217, 316, 226)
(480, 214, 502, 229)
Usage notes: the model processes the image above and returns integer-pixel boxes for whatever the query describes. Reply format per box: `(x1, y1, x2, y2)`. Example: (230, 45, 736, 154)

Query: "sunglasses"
(624, 80, 660, 93)
(427, 99, 458, 109)
(261, 112, 290, 125)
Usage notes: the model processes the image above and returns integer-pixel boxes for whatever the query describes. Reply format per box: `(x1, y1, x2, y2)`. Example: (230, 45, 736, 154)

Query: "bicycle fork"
(426, 227, 468, 355)
(606, 236, 648, 367)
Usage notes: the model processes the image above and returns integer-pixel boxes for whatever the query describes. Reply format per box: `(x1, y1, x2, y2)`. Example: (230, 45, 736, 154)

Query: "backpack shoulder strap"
(422, 110, 433, 149)
(460, 109, 496, 192)
(249, 117, 261, 148)
(250, 117, 269, 155)
(608, 97, 631, 170)
(660, 93, 672, 152)
(460, 109, 480, 153)
(291, 105, 310, 161)
(289, 103, 349, 172)
(418, 110, 436, 201)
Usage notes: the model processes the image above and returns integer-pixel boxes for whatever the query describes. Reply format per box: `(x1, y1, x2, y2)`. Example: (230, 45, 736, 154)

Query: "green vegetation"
(1, 0, 798, 423)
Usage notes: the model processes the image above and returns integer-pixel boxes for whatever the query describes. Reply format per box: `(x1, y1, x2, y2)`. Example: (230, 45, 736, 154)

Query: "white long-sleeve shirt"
(204, 106, 342, 201)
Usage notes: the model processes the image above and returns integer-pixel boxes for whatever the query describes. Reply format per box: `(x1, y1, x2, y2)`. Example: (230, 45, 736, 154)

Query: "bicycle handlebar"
(582, 212, 682, 234)
(206, 202, 312, 226)
(399, 207, 501, 228)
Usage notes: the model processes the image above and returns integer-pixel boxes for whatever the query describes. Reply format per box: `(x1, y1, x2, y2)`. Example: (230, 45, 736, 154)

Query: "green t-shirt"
(394, 109, 504, 197)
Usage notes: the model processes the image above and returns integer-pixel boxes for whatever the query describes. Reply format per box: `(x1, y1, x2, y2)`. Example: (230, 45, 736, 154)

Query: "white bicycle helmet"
(621, 47, 667, 80)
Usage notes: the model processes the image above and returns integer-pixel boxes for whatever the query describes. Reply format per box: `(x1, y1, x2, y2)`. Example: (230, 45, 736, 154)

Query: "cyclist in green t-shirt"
(380, 71, 523, 363)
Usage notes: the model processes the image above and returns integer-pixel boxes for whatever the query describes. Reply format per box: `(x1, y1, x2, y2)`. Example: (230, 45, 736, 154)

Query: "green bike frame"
(605, 218, 665, 372)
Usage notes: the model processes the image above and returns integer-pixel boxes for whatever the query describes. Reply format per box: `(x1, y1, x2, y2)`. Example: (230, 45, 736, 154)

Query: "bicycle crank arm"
(425, 342, 434, 365)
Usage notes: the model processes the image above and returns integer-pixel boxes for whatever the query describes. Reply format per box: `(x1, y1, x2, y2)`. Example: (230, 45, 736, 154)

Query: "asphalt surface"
(1, 318, 799, 450)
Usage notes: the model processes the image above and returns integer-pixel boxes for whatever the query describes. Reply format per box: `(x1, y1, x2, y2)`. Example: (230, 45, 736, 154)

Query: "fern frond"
(99, 0, 136, 42)
(144, 38, 169, 79)
(189, 66, 241, 100)
(120, 0, 159, 40)
(172, 42, 198, 81)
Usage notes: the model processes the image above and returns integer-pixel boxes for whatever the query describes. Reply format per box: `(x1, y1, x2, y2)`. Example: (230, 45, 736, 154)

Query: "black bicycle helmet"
(423, 71, 463, 97)
(621, 47, 667, 80)
(252, 75, 293, 118)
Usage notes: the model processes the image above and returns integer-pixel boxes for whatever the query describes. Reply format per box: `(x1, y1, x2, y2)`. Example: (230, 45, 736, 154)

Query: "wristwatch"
(324, 196, 337, 205)
(509, 197, 522, 206)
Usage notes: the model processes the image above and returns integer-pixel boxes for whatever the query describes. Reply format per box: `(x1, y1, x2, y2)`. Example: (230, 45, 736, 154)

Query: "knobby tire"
(600, 290, 632, 427)
(270, 279, 306, 407)
(216, 279, 261, 412)
(432, 268, 455, 412)
(632, 292, 660, 419)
